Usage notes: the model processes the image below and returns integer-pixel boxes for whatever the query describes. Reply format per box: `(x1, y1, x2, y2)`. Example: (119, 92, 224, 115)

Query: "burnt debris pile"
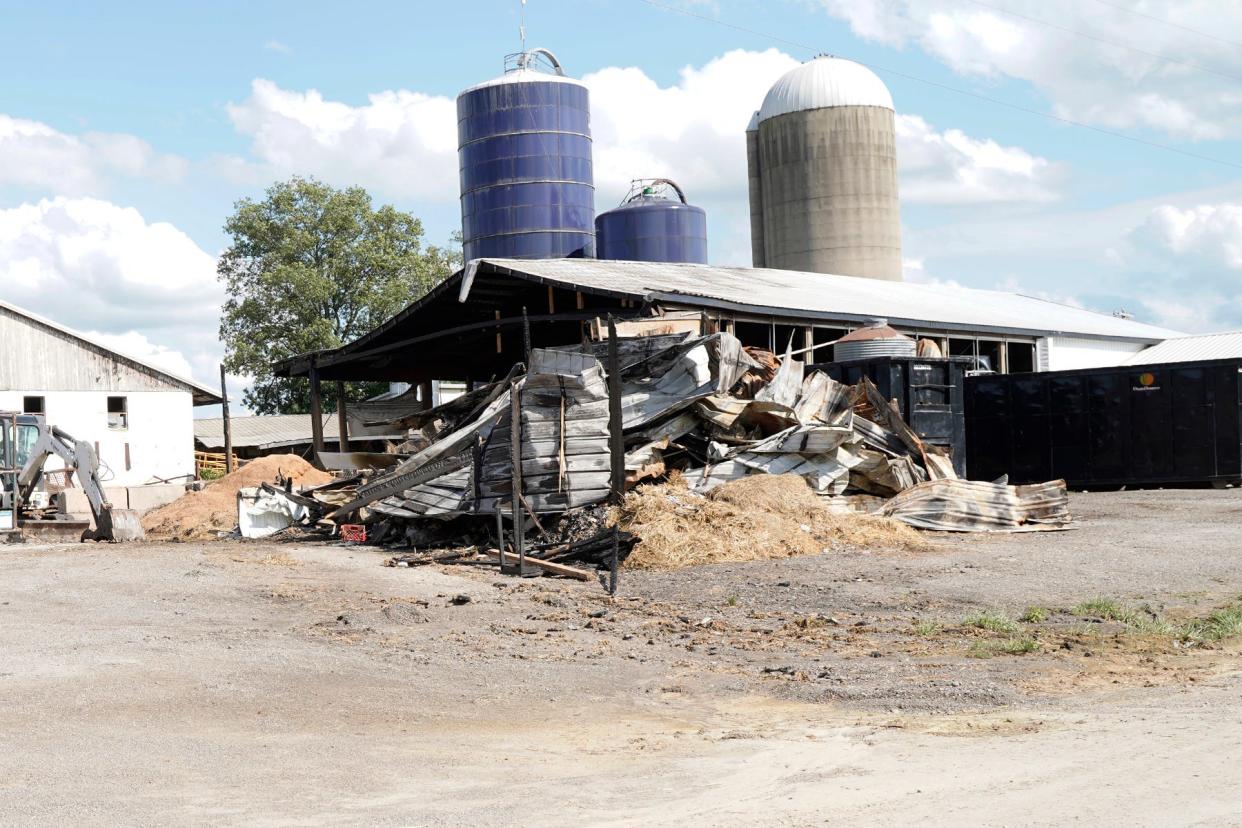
(255, 331, 1071, 579)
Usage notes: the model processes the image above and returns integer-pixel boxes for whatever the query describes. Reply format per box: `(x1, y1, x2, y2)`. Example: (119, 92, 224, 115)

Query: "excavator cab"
(1, 414, 40, 533)
(1, 412, 144, 542)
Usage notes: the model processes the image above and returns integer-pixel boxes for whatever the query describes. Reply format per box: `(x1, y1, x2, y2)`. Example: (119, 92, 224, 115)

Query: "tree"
(218, 177, 461, 414)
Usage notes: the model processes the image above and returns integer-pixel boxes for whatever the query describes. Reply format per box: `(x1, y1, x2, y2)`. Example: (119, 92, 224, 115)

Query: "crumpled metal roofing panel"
(478, 258, 1181, 341)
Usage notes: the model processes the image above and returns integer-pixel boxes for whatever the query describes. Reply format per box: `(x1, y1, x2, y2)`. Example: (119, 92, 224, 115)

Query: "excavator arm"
(17, 421, 144, 542)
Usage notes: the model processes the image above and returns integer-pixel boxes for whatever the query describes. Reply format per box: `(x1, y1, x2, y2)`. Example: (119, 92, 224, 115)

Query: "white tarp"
(238, 487, 309, 539)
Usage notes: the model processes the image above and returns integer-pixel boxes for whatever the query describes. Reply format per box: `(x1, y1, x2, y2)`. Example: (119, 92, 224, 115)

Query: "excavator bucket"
(82, 508, 145, 543)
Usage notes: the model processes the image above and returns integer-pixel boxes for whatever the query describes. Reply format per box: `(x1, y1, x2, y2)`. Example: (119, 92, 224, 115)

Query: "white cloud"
(583, 48, 800, 204)
(263, 39, 292, 54)
(0, 114, 187, 195)
(815, 0, 1242, 140)
(1130, 203, 1242, 270)
(896, 114, 1059, 204)
(224, 79, 458, 202)
(0, 197, 224, 386)
(1120, 203, 1242, 328)
(219, 49, 1055, 218)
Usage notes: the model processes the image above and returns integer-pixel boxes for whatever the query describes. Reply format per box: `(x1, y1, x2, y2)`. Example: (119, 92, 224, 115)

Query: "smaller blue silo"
(595, 179, 708, 264)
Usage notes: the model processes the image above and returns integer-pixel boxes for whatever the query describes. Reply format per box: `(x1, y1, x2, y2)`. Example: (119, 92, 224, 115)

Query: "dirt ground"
(2, 488, 1241, 826)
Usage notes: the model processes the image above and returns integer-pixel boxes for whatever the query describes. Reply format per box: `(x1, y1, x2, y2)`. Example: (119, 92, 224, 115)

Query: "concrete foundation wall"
(59, 482, 185, 517)
(754, 106, 902, 281)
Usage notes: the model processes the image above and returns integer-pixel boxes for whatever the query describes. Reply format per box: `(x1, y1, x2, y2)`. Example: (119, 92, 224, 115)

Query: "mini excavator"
(0, 413, 144, 542)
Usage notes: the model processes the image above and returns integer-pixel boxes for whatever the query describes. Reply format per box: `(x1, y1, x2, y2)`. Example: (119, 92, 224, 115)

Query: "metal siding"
(595, 199, 708, 264)
(457, 77, 595, 261)
(1045, 336, 1148, 371)
(0, 309, 185, 393)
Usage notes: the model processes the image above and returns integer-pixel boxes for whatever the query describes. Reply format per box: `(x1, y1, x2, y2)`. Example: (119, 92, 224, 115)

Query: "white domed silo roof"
(757, 56, 893, 123)
(745, 110, 760, 132)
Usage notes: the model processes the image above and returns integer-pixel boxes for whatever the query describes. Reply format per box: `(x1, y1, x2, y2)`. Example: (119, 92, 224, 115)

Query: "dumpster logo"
(1132, 372, 1161, 392)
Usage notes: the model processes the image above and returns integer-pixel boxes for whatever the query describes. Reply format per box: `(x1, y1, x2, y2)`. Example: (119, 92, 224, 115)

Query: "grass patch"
(968, 636, 1040, 658)
(912, 618, 940, 636)
(1180, 602, 1242, 643)
(1073, 598, 1139, 625)
(963, 609, 1019, 635)
(725, 594, 739, 607)
(1019, 606, 1048, 623)
(1069, 595, 1242, 643)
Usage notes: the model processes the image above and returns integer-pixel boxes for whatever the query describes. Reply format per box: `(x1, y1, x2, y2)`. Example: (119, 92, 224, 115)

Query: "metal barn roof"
(195, 414, 359, 451)
(1123, 330, 1242, 365)
(470, 259, 1181, 342)
(0, 299, 221, 405)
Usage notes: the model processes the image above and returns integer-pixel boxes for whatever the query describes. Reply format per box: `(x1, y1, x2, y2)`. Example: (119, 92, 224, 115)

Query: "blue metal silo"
(457, 49, 595, 261)
(595, 179, 708, 263)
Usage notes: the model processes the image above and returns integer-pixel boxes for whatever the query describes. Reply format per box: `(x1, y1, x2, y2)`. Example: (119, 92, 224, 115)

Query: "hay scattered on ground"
(142, 455, 332, 540)
(614, 473, 926, 570)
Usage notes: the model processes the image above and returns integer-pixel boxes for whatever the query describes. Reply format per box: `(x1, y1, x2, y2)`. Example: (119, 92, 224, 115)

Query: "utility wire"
(962, 0, 1242, 84)
(1087, 0, 1242, 52)
(634, 0, 1242, 173)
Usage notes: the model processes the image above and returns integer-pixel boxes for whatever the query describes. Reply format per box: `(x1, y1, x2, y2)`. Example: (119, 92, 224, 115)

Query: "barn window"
(107, 396, 128, 430)
(22, 396, 44, 415)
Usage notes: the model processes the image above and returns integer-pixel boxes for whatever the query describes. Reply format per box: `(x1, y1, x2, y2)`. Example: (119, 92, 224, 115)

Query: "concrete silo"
(747, 57, 902, 281)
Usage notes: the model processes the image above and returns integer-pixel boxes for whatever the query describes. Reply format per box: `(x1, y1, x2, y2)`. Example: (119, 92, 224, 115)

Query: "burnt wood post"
(508, 378, 527, 573)
(335, 381, 349, 453)
(607, 315, 624, 505)
(522, 305, 532, 363)
(308, 356, 325, 462)
(219, 363, 234, 475)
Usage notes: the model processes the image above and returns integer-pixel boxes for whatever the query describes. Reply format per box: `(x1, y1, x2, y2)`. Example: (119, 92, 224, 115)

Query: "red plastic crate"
(340, 524, 366, 543)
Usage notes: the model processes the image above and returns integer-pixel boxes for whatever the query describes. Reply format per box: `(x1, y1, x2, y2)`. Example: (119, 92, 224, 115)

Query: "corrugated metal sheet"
(0, 300, 220, 404)
(1123, 331, 1242, 365)
(195, 414, 399, 451)
(475, 259, 1180, 342)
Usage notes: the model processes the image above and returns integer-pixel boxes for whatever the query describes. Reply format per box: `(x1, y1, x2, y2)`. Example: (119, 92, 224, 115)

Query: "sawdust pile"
(142, 455, 333, 540)
(614, 473, 926, 570)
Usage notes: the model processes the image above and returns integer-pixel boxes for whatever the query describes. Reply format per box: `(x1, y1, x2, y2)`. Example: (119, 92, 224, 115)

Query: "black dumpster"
(965, 359, 1242, 486)
(814, 357, 970, 477)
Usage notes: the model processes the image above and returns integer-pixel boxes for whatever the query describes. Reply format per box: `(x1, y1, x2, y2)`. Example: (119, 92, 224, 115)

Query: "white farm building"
(0, 300, 220, 486)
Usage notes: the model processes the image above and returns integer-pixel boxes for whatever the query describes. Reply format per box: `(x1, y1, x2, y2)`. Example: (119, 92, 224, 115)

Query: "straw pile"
(614, 473, 926, 570)
(142, 455, 333, 540)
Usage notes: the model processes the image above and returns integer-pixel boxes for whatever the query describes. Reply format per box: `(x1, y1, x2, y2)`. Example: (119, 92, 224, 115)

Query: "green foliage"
(199, 467, 225, 481)
(1179, 600, 1242, 643)
(969, 636, 1040, 658)
(1073, 598, 1138, 625)
(963, 609, 1019, 634)
(1019, 606, 1048, 623)
(912, 618, 940, 636)
(218, 177, 462, 414)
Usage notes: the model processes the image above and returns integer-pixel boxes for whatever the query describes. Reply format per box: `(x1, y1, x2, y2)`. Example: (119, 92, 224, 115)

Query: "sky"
(2, 0, 1241, 404)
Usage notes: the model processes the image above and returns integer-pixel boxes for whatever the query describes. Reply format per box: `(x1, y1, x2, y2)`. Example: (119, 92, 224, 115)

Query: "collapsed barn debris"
(241, 329, 1071, 582)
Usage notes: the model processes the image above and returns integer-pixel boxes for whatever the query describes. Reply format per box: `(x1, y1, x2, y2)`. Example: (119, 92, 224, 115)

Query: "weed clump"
(968, 636, 1040, 658)
(912, 619, 939, 636)
(1020, 606, 1048, 623)
(1073, 598, 1138, 625)
(963, 609, 1019, 635)
(1180, 601, 1242, 643)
